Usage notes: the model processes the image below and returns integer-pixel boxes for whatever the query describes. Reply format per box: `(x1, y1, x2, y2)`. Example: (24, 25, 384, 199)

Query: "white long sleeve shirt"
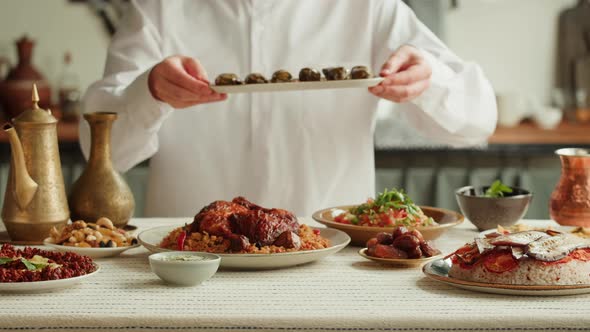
(81, 0, 497, 218)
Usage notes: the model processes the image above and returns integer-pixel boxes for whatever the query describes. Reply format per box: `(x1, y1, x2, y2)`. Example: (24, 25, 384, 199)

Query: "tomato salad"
(334, 189, 437, 228)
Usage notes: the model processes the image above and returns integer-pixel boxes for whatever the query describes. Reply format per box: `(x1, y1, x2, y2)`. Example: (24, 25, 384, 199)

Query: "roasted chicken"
(189, 197, 300, 251)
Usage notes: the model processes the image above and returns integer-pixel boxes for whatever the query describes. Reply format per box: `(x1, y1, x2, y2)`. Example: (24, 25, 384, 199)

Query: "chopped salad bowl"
(312, 205, 464, 246)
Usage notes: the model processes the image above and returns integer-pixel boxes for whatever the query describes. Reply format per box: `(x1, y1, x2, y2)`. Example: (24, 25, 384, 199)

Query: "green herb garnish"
(0, 257, 14, 265)
(484, 180, 513, 198)
(20, 258, 38, 271)
(0, 256, 54, 271)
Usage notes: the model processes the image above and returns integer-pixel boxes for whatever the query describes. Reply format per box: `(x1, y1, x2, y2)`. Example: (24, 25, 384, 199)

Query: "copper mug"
(549, 148, 590, 227)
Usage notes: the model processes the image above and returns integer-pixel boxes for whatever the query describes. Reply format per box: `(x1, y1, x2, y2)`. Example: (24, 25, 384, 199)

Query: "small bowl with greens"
(455, 180, 533, 231)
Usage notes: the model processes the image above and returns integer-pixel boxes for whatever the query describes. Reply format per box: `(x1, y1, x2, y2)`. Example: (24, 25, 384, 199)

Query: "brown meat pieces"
(189, 197, 300, 251)
(190, 200, 248, 236)
(366, 227, 442, 259)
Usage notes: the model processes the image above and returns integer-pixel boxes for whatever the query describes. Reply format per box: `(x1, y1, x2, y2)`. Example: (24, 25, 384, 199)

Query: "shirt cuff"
(411, 49, 467, 134)
(123, 68, 174, 132)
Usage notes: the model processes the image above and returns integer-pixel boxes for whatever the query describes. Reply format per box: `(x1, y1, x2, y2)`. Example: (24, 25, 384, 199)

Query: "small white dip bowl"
(149, 251, 220, 286)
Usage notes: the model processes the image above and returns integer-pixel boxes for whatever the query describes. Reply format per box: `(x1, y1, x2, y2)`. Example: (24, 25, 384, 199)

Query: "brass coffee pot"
(1, 84, 69, 243)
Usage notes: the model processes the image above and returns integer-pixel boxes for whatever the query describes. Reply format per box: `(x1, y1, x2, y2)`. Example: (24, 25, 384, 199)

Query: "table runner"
(1, 218, 589, 332)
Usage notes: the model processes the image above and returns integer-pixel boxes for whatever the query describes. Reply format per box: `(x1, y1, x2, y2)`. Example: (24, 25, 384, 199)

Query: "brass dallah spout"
(3, 85, 41, 210)
(4, 123, 38, 210)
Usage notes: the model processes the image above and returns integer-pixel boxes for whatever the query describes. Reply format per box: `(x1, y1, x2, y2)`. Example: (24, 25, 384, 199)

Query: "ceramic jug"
(549, 148, 590, 227)
(0, 36, 51, 119)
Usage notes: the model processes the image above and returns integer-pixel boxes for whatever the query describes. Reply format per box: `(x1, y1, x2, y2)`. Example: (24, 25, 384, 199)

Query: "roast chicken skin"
(189, 197, 301, 251)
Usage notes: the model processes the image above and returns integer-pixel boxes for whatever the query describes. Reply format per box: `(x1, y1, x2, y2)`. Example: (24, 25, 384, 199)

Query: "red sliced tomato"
(334, 214, 349, 224)
(449, 244, 477, 265)
(393, 208, 407, 220)
(542, 249, 590, 266)
(483, 250, 518, 273)
(571, 248, 590, 262)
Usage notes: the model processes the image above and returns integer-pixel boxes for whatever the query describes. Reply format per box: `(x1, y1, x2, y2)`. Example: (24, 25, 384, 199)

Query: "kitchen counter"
(0, 218, 588, 332)
(0, 120, 579, 219)
(1, 119, 588, 147)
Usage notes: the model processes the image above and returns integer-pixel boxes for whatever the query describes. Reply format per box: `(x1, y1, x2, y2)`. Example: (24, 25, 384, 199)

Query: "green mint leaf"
(484, 180, 513, 198)
(0, 257, 14, 265)
(20, 258, 38, 271)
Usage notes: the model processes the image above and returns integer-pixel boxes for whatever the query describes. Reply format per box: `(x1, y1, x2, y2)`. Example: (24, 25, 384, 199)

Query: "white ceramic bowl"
(533, 108, 563, 130)
(149, 251, 220, 286)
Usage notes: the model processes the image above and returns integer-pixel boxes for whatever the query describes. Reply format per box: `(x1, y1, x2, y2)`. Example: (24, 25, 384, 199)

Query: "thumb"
(182, 57, 209, 83)
(380, 47, 411, 77)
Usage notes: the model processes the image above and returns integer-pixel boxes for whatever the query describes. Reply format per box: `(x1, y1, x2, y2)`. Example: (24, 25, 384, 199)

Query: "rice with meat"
(160, 224, 330, 254)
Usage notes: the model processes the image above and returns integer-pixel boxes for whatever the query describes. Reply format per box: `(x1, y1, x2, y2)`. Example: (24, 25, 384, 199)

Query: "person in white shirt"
(81, 0, 497, 218)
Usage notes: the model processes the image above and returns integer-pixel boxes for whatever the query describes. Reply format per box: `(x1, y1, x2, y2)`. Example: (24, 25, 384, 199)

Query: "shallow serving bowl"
(312, 205, 463, 246)
(149, 251, 221, 286)
(455, 186, 532, 231)
(43, 238, 140, 258)
(358, 248, 443, 268)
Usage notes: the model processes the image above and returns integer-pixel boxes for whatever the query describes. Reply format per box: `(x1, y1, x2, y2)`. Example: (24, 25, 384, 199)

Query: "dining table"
(1, 217, 589, 332)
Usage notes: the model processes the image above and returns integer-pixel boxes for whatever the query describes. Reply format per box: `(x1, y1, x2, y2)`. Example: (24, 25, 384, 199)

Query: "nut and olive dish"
(350, 65, 372, 79)
(215, 73, 242, 86)
(366, 226, 441, 259)
(244, 73, 268, 84)
(298, 67, 322, 81)
(48, 218, 138, 248)
(322, 67, 348, 81)
(271, 70, 293, 83)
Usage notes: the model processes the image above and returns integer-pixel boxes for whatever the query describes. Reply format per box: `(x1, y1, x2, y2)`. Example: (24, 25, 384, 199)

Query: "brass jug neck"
(85, 112, 117, 168)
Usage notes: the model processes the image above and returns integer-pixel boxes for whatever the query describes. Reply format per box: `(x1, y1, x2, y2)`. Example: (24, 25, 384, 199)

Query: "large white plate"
(423, 258, 590, 296)
(138, 225, 350, 270)
(210, 77, 384, 94)
(0, 264, 100, 293)
(43, 238, 140, 258)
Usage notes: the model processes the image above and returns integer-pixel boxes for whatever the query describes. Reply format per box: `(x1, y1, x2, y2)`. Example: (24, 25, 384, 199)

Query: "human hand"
(148, 55, 226, 109)
(369, 45, 432, 103)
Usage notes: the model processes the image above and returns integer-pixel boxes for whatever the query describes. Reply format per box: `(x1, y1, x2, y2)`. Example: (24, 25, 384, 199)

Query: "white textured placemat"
(0, 218, 589, 332)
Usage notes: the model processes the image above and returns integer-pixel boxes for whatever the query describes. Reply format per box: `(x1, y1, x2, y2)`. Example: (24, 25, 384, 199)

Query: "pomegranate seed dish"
(447, 230, 590, 285)
(0, 244, 97, 283)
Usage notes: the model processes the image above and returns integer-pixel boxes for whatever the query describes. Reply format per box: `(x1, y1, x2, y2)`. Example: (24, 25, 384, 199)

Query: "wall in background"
(0, 0, 577, 108)
(444, 0, 577, 105)
(0, 0, 109, 98)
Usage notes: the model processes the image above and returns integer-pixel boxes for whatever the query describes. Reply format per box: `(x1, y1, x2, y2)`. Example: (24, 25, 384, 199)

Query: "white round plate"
(210, 77, 384, 94)
(0, 264, 100, 293)
(43, 238, 140, 258)
(423, 258, 590, 296)
(358, 248, 443, 268)
(138, 225, 350, 270)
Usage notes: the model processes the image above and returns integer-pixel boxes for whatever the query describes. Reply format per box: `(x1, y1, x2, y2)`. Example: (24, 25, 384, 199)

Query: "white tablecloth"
(1, 218, 589, 332)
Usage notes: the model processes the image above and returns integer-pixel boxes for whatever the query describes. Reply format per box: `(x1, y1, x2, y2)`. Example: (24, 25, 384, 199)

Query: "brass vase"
(69, 112, 135, 227)
(549, 148, 590, 227)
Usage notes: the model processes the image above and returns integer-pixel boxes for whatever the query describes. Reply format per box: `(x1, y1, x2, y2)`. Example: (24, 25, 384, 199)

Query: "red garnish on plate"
(313, 229, 320, 235)
(483, 250, 518, 273)
(177, 231, 187, 251)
